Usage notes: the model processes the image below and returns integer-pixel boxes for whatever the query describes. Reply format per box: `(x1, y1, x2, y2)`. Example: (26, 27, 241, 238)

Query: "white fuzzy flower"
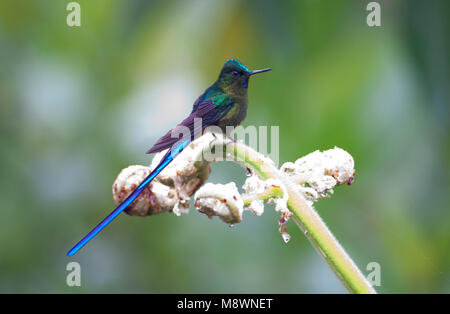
(194, 182, 244, 224)
(281, 147, 355, 201)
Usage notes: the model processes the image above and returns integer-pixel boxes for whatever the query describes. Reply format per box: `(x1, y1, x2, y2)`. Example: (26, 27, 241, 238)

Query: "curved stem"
(210, 139, 376, 294)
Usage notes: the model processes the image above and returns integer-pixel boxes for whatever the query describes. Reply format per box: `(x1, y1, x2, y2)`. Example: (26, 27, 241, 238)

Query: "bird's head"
(217, 59, 271, 96)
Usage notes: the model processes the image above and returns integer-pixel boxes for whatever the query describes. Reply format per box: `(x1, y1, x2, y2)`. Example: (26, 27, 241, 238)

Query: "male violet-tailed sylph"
(67, 59, 271, 256)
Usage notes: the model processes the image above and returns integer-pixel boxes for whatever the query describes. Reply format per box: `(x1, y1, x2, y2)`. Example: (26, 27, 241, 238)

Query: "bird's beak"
(250, 68, 272, 75)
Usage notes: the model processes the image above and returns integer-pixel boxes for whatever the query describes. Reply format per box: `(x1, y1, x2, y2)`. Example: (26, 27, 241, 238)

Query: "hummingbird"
(67, 59, 271, 256)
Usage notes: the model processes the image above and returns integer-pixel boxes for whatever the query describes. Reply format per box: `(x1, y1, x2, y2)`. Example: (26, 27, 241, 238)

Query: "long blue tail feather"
(66, 139, 191, 256)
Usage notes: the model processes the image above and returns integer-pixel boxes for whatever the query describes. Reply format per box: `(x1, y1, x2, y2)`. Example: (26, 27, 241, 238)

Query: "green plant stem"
(215, 140, 376, 294)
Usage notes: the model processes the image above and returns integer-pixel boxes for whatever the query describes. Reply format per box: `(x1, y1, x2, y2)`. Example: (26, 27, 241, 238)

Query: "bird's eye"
(232, 71, 240, 76)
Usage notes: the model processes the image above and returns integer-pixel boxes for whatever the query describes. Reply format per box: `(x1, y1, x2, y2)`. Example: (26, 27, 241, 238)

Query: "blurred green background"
(0, 0, 449, 293)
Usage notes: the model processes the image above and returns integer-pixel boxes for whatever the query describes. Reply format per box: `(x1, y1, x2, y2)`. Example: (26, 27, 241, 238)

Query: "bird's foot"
(208, 132, 223, 152)
(226, 134, 237, 145)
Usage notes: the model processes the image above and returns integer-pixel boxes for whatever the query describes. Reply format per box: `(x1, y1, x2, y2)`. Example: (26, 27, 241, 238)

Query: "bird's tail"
(66, 139, 191, 256)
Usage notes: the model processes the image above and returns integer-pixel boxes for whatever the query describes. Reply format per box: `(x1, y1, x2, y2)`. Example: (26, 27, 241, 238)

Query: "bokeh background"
(0, 0, 448, 293)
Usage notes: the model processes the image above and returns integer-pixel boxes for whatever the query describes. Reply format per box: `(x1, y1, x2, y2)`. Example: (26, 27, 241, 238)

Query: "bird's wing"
(146, 98, 234, 154)
(190, 90, 207, 113)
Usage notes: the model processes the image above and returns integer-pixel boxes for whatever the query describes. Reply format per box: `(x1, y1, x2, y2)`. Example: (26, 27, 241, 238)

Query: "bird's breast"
(216, 100, 248, 131)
